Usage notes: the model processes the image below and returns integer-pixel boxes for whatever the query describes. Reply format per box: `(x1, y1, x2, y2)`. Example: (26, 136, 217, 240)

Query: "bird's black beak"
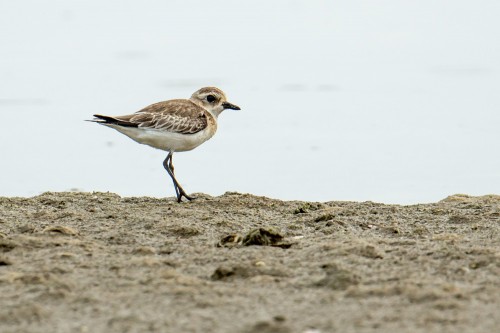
(222, 102, 241, 110)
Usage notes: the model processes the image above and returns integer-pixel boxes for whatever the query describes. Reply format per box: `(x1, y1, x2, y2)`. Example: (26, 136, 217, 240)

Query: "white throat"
(208, 107, 224, 118)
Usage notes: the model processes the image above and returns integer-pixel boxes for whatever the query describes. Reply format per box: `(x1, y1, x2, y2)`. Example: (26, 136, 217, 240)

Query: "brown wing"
(110, 99, 208, 135)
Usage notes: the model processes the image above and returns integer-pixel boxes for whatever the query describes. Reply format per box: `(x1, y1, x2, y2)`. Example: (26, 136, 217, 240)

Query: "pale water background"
(1, 1, 499, 204)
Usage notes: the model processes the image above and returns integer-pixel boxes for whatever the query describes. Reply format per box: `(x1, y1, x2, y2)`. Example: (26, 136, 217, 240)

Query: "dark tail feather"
(90, 114, 138, 127)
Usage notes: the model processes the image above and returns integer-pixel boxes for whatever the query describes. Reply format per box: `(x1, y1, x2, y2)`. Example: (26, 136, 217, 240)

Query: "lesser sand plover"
(90, 87, 240, 202)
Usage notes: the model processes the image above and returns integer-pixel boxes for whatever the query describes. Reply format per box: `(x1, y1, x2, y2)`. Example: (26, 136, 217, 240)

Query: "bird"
(90, 87, 241, 202)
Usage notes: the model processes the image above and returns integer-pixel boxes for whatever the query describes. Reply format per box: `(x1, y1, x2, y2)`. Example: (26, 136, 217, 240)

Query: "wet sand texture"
(0, 192, 499, 333)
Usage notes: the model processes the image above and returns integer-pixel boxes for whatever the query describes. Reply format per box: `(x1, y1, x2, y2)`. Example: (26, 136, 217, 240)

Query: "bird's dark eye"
(206, 95, 216, 103)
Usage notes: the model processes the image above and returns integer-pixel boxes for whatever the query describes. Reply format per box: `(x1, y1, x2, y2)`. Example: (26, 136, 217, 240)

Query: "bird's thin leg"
(168, 156, 175, 175)
(167, 157, 183, 199)
(163, 153, 181, 200)
(170, 155, 194, 202)
(168, 155, 181, 199)
(162, 152, 194, 203)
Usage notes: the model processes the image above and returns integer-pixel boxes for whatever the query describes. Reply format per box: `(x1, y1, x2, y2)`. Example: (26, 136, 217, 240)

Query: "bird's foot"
(176, 190, 195, 203)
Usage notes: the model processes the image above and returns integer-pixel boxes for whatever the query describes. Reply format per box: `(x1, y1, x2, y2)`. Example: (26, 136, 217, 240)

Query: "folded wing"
(93, 99, 208, 135)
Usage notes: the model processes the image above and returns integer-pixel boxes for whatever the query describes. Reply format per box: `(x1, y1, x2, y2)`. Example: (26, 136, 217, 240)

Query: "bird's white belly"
(106, 125, 215, 152)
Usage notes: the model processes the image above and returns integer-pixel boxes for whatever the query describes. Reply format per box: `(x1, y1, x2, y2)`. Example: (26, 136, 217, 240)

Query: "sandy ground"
(0, 192, 499, 333)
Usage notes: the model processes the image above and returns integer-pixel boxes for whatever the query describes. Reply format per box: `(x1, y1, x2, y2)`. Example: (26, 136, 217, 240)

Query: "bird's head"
(190, 87, 240, 116)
